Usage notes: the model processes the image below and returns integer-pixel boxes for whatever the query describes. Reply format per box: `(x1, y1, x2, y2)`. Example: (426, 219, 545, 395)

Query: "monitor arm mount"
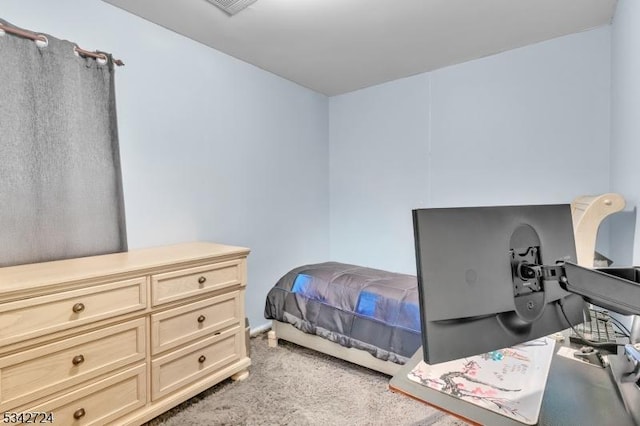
(517, 260, 640, 388)
(517, 261, 640, 317)
(509, 223, 640, 415)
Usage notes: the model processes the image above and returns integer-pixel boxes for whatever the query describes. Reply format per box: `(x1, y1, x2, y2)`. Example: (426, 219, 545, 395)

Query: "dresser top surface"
(0, 242, 250, 296)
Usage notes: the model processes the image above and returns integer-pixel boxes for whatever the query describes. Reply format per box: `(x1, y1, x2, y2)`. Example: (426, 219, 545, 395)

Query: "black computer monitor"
(412, 204, 586, 364)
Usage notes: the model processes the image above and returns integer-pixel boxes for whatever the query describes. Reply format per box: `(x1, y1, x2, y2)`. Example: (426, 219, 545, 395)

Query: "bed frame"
(268, 321, 401, 376)
(267, 193, 625, 377)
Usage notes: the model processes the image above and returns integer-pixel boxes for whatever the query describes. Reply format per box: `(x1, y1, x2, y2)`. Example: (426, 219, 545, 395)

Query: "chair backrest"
(571, 193, 625, 266)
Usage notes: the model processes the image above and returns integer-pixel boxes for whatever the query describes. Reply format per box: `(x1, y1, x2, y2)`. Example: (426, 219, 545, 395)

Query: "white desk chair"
(571, 193, 625, 267)
(571, 193, 639, 343)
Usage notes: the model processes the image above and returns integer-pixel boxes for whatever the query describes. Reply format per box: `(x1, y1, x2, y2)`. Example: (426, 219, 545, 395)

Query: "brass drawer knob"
(197, 315, 206, 323)
(72, 354, 85, 365)
(197, 276, 207, 284)
(72, 303, 85, 313)
(198, 355, 206, 363)
(73, 408, 86, 420)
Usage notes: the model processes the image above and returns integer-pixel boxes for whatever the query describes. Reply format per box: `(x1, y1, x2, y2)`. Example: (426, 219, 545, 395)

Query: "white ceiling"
(103, 0, 617, 96)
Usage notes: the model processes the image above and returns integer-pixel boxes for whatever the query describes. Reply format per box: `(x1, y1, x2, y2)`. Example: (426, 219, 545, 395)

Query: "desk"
(389, 344, 636, 425)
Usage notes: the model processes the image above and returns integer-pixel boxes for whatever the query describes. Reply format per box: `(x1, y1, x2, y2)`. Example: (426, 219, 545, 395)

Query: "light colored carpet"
(145, 333, 465, 426)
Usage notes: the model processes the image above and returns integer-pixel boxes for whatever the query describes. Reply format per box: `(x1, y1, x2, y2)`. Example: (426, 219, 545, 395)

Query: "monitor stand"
(560, 263, 640, 423)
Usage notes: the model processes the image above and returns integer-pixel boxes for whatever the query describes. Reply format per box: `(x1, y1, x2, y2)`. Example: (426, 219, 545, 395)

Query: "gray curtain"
(0, 20, 127, 267)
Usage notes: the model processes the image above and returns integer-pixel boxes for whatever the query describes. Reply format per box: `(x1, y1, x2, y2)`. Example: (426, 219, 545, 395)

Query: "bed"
(264, 262, 421, 375)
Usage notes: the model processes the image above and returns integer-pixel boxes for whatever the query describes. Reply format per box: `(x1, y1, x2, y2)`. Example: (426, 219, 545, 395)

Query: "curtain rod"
(0, 22, 124, 66)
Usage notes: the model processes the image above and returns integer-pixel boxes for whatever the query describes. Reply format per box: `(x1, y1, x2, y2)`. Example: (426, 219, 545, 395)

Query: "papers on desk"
(407, 337, 555, 425)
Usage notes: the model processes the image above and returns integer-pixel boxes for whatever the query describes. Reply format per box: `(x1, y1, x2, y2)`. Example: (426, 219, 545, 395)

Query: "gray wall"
(2, 0, 330, 330)
(330, 27, 612, 274)
(611, 0, 640, 265)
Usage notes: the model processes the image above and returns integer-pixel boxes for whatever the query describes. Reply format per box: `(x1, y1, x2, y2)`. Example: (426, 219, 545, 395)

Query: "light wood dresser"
(0, 242, 251, 425)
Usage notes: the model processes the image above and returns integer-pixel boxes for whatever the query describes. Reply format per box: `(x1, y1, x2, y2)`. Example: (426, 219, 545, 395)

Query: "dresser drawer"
(151, 260, 245, 306)
(28, 364, 146, 426)
(0, 319, 146, 411)
(151, 290, 241, 355)
(0, 278, 147, 347)
(151, 327, 242, 400)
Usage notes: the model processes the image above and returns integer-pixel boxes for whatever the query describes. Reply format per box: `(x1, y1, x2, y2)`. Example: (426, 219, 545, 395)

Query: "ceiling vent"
(206, 0, 258, 15)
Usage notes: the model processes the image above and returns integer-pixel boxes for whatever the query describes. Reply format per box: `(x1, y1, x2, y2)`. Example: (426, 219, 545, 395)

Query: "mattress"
(264, 262, 421, 364)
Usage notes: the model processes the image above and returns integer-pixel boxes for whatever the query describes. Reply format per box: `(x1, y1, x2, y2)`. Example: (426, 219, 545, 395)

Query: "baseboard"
(250, 322, 272, 337)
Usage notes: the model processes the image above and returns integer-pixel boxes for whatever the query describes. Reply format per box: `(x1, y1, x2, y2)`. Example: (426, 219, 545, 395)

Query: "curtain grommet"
(35, 35, 48, 48)
(96, 54, 108, 66)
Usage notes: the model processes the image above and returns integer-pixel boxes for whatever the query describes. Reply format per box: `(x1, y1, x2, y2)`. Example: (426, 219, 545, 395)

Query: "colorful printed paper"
(407, 337, 555, 424)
